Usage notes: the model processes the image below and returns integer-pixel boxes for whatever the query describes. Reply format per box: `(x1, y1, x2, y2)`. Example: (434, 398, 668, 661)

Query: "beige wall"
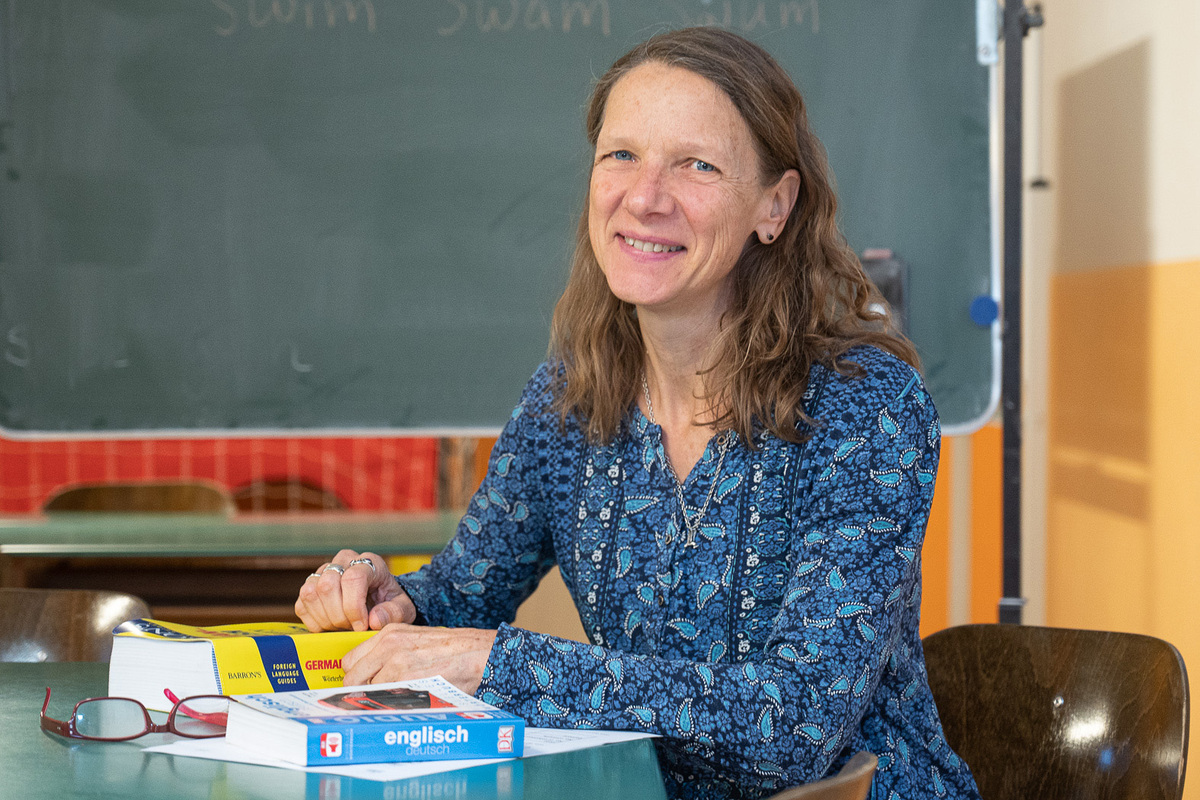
(1035, 0, 1200, 261)
(1030, 2, 1200, 795)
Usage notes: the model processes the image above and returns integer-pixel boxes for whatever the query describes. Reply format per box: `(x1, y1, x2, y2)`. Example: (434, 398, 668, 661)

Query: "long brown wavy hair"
(549, 27, 918, 446)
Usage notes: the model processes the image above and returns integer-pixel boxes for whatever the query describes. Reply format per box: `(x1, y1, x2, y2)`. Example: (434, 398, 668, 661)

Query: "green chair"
(923, 623, 1189, 800)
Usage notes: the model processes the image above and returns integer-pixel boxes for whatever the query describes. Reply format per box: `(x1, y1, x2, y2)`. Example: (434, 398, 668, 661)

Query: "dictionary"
(224, 676, 525, 766)
(108, 619, 375, 712)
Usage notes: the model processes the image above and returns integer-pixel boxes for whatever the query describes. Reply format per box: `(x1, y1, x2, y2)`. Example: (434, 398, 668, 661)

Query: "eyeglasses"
(40, 687, 229, 741)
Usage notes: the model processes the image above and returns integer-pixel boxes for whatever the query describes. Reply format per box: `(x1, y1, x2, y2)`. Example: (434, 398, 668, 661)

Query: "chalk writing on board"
(435, 0, 817, 38)
(291, 345, 314, 373)
(782, 0, 819, 32)
(438, 0, 611, 36)
(212, 0, 378, 37)
(682, 1, 819, 34)
(4, 326, 30, 368)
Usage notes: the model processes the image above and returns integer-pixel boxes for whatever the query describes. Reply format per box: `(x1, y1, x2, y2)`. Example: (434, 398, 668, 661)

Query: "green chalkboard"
(0, 0, 994, 434)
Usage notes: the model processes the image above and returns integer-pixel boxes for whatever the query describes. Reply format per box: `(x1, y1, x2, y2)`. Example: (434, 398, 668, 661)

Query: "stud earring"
(766, 233, 774, 242)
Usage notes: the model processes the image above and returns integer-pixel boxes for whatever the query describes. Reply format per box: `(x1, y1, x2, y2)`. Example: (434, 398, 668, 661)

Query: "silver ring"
(307, 572, 322, 580)
(348, 557, 376, 574)
(323, 564, 346, 576)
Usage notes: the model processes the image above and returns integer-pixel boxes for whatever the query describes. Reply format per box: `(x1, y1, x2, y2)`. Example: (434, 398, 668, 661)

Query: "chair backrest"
(0, 588, 151, 662)
(231, 479, 346, 512)
(923, 624, 1189, 800)
(765, 752, 878, 800)
(44, 481, 232, 513)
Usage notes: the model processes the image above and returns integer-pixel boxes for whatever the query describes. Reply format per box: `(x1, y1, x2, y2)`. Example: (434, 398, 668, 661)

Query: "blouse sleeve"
(395, 366, 560, 628)
(476, 370, 940, 789)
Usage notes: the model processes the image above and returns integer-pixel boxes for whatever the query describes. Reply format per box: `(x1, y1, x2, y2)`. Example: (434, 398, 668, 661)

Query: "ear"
(756, 169, 800, 244)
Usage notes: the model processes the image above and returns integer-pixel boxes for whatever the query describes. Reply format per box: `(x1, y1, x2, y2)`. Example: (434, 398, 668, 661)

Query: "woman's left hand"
(341, 623, 498, 694)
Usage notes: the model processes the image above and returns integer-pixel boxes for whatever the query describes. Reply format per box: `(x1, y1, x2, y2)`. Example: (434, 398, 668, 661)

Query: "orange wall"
(1047, 258, 1200, 703)
(919, 424, 1003, 639)
(969, 425, 1003, 625)
(1048, 265, 1152, 630)
(920, 444, 951, 636)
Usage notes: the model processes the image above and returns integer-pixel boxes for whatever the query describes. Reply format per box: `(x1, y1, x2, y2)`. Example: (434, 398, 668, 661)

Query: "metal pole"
(999, 2, 1043, 625)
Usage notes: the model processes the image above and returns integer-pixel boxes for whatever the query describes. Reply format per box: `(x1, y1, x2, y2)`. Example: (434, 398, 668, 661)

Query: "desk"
(0, 514, 460, 623)
(4, 661, 668, 800)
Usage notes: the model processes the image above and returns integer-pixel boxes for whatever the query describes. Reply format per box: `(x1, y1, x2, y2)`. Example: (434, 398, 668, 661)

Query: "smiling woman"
(295, 27, 982, 800)
(551, 28, 921, 457)
(587, 63, 797, 330)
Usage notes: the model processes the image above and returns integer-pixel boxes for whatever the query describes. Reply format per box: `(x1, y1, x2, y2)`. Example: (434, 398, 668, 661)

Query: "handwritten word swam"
(438, 0, 610, 36)
(212, 0, 377, 36)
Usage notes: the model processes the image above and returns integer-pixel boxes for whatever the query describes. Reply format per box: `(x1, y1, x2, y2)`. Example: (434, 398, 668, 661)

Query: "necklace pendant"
(643, 370, 734, 555)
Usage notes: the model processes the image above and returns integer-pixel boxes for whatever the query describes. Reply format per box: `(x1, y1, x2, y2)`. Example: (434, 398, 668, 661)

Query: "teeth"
(623, 236, 683, 253)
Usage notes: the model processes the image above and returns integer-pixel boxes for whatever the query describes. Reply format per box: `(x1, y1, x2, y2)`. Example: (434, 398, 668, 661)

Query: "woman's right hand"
(295, 549, 418, 633)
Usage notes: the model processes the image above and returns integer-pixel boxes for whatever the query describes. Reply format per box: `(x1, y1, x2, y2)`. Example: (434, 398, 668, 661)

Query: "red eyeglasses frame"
(39, 687, 228, 742)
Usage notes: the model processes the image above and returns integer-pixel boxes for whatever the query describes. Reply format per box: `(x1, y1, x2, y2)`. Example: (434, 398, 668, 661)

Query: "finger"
(318, 549, 375, 629)
(342, 624, 404, 685)
(332, 548, 364, 566)
(347, 551, 410, 630)
(353, 552, 390, 591)
(296, 564, 335, 631)
(368, 592, 417, 629)
(339, 566, 373, 632)
(347, 552, 382, 577)
(339, 636, 368, 684)
(340, 552, 387, 632)
(294, 569, 320, 631)
(359, 626, 493, 691)
(312, 562, 354, 630)
(296, 602, 321, 632)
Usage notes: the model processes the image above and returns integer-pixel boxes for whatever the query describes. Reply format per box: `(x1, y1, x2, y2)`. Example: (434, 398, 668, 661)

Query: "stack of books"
(109, 618, 525, 765)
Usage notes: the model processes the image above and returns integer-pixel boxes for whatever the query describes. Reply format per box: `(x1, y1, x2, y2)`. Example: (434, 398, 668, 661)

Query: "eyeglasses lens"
(171, 696, 229, 737)
(73, 699, 148, 739)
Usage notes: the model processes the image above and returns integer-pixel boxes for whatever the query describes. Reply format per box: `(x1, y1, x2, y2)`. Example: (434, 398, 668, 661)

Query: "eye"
(606, 150, 634, 162)
(692, 160, 717, 173)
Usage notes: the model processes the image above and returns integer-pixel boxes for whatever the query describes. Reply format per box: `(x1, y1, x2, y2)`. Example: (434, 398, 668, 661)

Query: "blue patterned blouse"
(397, 346, 981, 800)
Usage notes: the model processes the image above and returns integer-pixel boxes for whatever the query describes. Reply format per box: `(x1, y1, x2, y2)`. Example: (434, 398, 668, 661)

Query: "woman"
(297, 27, 981, 800)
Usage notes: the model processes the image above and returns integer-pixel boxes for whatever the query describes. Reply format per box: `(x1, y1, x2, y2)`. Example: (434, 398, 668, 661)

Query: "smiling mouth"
(622, 235, 684, 253)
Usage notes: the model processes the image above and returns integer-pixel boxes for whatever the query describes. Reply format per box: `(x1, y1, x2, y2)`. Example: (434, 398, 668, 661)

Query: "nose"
(624, 163, 674, 218)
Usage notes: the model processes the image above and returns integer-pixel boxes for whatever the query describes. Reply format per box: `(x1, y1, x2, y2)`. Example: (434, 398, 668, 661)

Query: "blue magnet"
(969, 295, 999, 327)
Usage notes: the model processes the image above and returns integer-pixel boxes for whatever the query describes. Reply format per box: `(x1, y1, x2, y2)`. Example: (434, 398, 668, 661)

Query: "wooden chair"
(44, 481, 232, 514)
(923, 624, 1189, 800)
(231, 479, 346, 512)
(0, 588, 151, 662)
(765, 752, 877, 800)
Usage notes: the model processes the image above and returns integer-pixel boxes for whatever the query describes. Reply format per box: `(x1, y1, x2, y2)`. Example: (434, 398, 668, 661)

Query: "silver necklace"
(641, 372, 732, 548)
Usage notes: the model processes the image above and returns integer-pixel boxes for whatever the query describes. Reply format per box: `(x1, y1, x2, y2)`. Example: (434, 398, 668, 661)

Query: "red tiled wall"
(0, 436, 437, 514)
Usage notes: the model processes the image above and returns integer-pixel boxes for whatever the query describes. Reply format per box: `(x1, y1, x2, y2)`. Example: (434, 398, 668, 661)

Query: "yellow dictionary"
(108, 619, 375, 711)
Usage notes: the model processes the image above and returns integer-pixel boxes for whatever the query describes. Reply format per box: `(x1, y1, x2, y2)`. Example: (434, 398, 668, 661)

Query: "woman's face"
(588, 62, 793, 321)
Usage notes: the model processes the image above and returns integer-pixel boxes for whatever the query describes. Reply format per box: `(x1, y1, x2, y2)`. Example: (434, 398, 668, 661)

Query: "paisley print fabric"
(397, 346, 981, 800)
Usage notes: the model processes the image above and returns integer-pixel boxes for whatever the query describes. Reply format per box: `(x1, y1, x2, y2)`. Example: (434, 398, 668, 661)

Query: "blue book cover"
(225, 676, 525, 766)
